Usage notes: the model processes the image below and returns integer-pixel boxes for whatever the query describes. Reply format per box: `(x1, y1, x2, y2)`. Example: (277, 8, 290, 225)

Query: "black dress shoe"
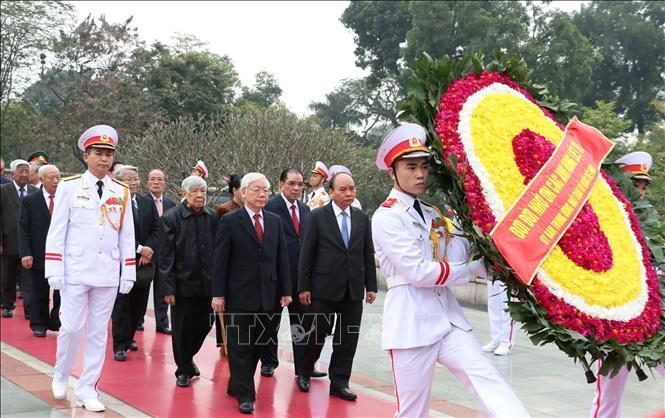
(33, 329, 46, 337)
(330, 386, 357, 401)
(238, 400, 254, 414)
(156, 327, 172, 335)
(1, 308, 13, 318)
(192, 362, 200, 377)
(176, 374, 191, 387)
(260, 365, 275, 377)
(311, 369, 327, 378)
(296, 375, 310, 392)
(114, 350, 127, 361)
(136, 324, 144, 331)
(128, 341, 138, 351)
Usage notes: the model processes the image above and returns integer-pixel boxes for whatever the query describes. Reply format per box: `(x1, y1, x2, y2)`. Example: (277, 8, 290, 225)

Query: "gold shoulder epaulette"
(112, 178, 129, 188)
(421, 200, 445, 217)
(63, 174, 81, 181)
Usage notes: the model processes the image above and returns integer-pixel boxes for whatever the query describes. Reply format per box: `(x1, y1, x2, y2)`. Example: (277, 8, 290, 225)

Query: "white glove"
(48, 276, 64, 290)
(469, 259, 491, 280)
(119, 280, 134, 294)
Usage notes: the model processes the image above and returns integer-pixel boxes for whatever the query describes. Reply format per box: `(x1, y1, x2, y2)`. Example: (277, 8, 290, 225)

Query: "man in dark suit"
(111, 166, 159, 360)
(1, 159, 38, 318)
(139, 168, 175, 334)
(262, 168, 328, 379)
(297, 172, 377, 401)
(18, 164, 62, 336)
(0, 158, 11, 185)
(213, 172, 292, 414)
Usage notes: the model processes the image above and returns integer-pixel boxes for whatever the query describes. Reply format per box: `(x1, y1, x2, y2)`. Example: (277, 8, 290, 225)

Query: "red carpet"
(1, 302, 397, 417)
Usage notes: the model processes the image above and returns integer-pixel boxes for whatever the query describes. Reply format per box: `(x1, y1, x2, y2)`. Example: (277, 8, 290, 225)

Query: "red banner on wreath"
(491, 118, 615, 285)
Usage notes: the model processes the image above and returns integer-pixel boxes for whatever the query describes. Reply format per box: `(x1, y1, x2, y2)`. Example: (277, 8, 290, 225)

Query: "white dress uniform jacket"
(306, 186, 331, 209)
(45, 170, 136, 286)
(372, 188, 476, 350)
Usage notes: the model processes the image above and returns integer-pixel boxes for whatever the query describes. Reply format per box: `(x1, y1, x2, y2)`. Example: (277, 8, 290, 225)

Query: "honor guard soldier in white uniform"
(372, 123, 529, 418)
(589, 151, 663, 418)
(328, 165, 362, 209)
(192, 159, 209, 179)
(46, 125, 135, 412)
(306, 161, 330, 209)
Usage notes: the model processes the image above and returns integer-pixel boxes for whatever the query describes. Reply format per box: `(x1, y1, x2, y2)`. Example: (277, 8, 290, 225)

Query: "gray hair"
(116, 165, 138, 180)
(241, 172, 270, 191)
(29, 162, 40, 173)
(10, 159, 29, 172)
(181, 175, 207, 192)
(38, 164, 59, 179)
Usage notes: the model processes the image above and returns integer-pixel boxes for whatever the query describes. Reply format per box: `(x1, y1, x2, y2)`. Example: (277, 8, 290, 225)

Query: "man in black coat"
(18, 164, 62, 336)
(262, 168, 327, 379)
(1, 159, 38, 318)
(111, 166, 159, 360)
(139, 168, 176, 334)
(160, 176, 217, 388)
(297, 172, 377, 401)
(212, 172, 292, 414)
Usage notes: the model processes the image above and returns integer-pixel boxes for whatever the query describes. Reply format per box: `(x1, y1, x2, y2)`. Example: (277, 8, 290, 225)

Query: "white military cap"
(193, 160, 209, 178)
(78, 125, 118, 151)
(311, 161, 329, 180)
(329, 165, 352, 177)
(616, 151, 652, 183)
(10, 159, 29, 172)
(376, 123, 430, 171)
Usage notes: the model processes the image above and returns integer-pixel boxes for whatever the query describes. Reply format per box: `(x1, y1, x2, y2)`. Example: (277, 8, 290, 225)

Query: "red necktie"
(49, 194, 54, 216)
(253, 213, 264, 245)
(291, 204, 299, 235)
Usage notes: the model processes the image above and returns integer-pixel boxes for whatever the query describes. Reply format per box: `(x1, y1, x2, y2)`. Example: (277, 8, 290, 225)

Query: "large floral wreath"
(399, 52, 665, 378)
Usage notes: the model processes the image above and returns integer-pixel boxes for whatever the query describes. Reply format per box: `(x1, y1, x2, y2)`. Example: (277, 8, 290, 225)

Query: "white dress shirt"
(43, 188, 54, 207)
(244, 206, 264, 229)
(331, 201, 351, 237)
(281, 193, 300, 222)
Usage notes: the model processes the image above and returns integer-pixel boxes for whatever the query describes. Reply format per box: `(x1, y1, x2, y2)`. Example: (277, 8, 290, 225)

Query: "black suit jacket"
(1, 182, 38, 255)
(264, 195, 309, 296)
(18, 187, 51, 269)
(133, 194, 159, 249)
(298, 203, 377, 302)
(213, 207, 291, 312)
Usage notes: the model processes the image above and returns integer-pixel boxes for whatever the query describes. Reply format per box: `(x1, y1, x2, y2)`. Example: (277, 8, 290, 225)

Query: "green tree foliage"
(0, 1, 73, 105)
(336, 0, 662, 137)
(236, 71, 283, 109)
(129, 41, 239, 119)
(524, 11, 600, 103)
(579, 100, 633, 143)
(574, 2, 665, 131)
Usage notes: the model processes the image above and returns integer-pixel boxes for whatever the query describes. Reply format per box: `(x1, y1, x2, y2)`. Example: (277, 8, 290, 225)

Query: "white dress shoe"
(76, 397, 106, 412)
(51, 379, 68, 400)
(481, 341, 499, 353)
(494, 344, 512, 356)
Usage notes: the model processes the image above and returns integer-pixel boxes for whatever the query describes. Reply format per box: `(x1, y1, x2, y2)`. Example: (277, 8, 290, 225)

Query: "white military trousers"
(487, 280, 515, 348)
(590, 362, 664, 418)
(54, 284, 117, 400)
(389, 326, 529, 418)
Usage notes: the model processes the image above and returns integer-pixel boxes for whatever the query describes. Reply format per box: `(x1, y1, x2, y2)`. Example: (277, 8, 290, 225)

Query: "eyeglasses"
(248, 187, 269, 194)
(148, 177, 165, 182)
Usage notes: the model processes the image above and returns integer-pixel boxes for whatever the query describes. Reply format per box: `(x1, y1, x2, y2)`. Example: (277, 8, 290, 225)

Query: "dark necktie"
(132, 198, 139, 218)
(19, 187, 25, 199)
(291, 204, 300, 235)
(254, 213, 264, 245)
(48, 194, 54, 216)
(413, 199, 425, 222)
(96, 180, 104, 198)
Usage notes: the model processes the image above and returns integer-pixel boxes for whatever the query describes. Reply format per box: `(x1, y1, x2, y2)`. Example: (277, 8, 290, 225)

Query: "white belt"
(385, 275, 411, 289)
